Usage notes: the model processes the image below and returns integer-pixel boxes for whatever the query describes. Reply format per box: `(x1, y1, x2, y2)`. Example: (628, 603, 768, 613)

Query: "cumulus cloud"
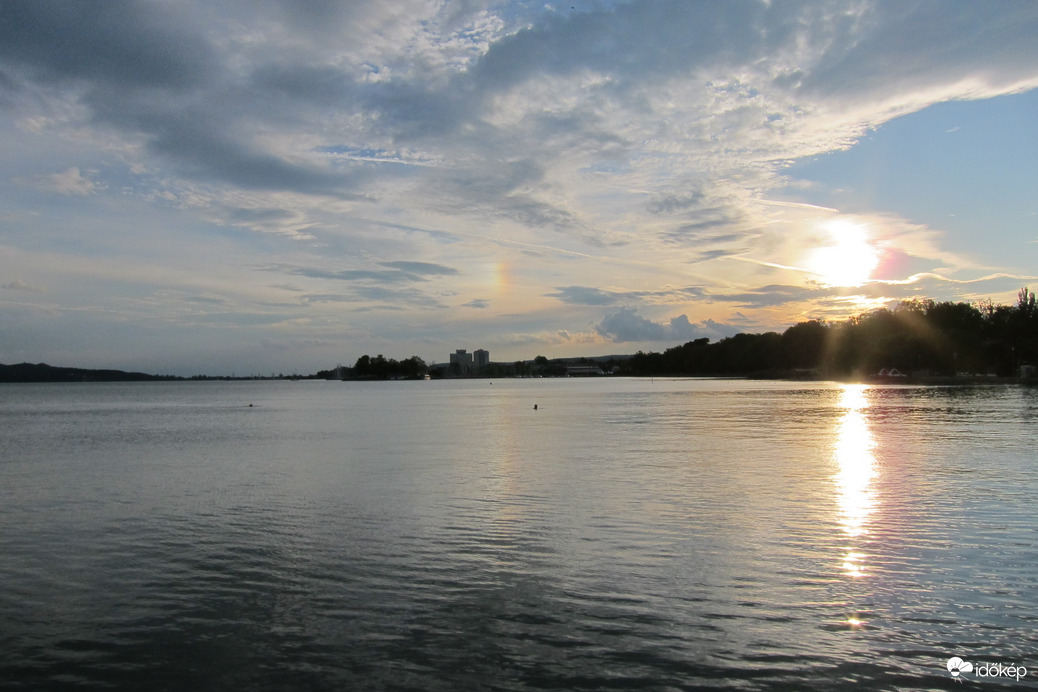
(596, 307, 739, 344)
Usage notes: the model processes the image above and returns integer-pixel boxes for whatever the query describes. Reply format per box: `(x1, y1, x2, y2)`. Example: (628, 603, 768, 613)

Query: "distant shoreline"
(0, 362, 270, 383)
(0, 362, 177, 383)
(3, 362, 1034, 386)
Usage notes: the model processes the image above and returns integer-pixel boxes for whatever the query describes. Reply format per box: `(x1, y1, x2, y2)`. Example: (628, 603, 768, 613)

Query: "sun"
(807, 220, 880, 287)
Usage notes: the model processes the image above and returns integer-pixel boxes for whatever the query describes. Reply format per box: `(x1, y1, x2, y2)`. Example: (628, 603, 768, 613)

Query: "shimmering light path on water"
(1, 379, 1036, 690)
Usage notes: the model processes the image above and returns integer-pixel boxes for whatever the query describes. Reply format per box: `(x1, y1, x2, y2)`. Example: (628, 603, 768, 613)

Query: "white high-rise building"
(473, 349, 489, 372)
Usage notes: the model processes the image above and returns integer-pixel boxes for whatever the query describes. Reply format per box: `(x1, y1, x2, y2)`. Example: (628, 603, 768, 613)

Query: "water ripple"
(2, 381, 1037, 689)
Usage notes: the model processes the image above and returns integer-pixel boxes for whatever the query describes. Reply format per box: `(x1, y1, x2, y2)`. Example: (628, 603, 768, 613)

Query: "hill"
(0, 362, 175, 383)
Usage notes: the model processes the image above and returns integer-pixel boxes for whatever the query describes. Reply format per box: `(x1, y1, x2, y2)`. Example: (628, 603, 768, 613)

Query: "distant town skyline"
(2, 2, 1037, 376)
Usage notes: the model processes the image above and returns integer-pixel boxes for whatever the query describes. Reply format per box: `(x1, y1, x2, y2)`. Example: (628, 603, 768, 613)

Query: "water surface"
(2, 379, 1036, 690)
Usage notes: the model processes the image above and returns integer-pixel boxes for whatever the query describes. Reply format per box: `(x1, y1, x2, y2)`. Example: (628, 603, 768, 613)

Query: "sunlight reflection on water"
(3, 380, 1038, 690)
(834, 385, 877, 580)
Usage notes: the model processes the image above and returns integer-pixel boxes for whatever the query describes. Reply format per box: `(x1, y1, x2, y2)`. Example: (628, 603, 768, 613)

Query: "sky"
(2, 0, 1037, 376)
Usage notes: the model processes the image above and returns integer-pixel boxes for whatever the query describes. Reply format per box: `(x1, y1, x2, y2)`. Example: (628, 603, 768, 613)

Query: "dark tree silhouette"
(624, 289, 1036, 379)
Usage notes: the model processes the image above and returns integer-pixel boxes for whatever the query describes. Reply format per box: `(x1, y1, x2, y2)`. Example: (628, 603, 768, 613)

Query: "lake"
(1, 378, 1036, 690)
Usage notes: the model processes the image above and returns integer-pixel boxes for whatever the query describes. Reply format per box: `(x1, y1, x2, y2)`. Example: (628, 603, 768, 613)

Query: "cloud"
(2, 280, 45, 293)
(1, 2, 349, 196)
(38, 167, 103, 196)
(3, 1, 1038, 372)
(596, 307, 739, 343)
(7, 1, 1036, 217)
(219, 205, 318, 238)
(380, 261, 459, 277)
(301, 284, 449, 310)
(351, 285, 447, 308)
(0, 1, 214, 90)
(146, 127, 344, 194)
(548, 285, 620, 306)
(799, 3, 1038, 100)
(689, 249, 737, 263)
(548, 284, 707, 307)
(273, 260, 459, 285)
(708, 284, 831, 309)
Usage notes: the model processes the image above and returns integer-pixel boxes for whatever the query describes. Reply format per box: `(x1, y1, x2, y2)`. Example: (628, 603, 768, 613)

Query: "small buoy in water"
(533, 404, 538, 410)
(248, 403, 253, 407)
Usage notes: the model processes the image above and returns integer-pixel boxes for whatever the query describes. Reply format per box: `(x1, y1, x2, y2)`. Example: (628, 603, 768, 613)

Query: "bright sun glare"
(808, 220, 879, 287)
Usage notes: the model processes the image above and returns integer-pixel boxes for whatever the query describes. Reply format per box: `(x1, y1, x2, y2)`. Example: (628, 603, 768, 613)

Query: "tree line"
(314, 354, 429, 380)
(313, 288, 1037, 381)
(12, 289, 1031, 383)
(623, 288, 1038, 379)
